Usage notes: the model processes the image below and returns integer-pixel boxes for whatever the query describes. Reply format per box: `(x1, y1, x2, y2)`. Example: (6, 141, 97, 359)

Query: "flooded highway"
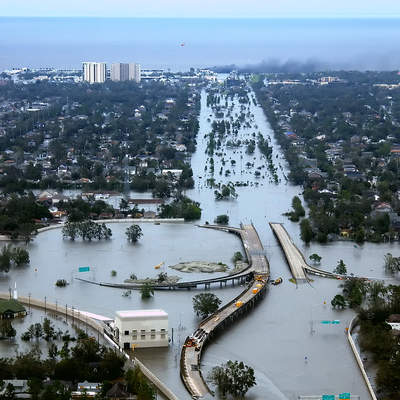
(1, 80, 397, 399)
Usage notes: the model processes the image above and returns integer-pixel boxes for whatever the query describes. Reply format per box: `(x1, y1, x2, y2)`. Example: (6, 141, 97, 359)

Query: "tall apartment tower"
(82, 62, 106, 83)
(129, 63, 141, 83)
(110, 63, 129, 81)
(110, 63, 141, 83)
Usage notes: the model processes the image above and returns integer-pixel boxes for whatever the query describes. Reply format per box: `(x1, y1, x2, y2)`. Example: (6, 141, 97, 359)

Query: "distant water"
(1, 17, 400, 71)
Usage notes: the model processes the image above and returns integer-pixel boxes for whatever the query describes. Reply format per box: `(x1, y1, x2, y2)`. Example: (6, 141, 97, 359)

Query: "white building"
(129, 63, 141, 83)
(115, 309, 168, 349)
(82, 62, 106, 83)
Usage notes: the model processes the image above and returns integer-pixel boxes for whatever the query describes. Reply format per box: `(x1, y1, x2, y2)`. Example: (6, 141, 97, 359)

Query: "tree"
(11, 247, 30, 266)
(140, 283, 154, 299)
(300, 218, 313, 243)
(125, 366, 156, 400)
(334, 259, 347, 275)
(232, 251, 243, 263)
(331, 294, 346, 309)
(43, 318, 55, 341)
(193, 293, 222, 319)
(119, 198, 129, 212)
(342, 278, 367, 308)
(215, 214, 229, 225)
(384, 253, 400, 273)
(27, 378, 43, 400)
(208, 360, 256, 398)
(309, 253, 321, 264)
(0, 321, 16, 340)
(0, 245, 11, 273)
(126, 225, 143, 243)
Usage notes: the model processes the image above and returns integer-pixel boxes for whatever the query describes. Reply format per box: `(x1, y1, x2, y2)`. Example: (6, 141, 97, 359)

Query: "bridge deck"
(269, 223, 345, 280)
(270, 223, 308, 280)
(180, 223, 270, 398)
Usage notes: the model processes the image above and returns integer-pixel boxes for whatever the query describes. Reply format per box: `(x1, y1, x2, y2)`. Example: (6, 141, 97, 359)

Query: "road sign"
(339, 393, 350, 400)
(322, 395, 335, 400)
(78, 266, 90, 272)
(320, 320, 341, 325)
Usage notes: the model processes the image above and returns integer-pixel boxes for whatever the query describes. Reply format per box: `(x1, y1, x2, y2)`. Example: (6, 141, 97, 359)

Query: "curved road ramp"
(180, 224, 270, 398)
(269, 223, 346, 281)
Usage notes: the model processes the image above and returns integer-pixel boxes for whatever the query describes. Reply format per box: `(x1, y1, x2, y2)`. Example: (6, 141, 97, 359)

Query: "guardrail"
(347, 317, 377, 400)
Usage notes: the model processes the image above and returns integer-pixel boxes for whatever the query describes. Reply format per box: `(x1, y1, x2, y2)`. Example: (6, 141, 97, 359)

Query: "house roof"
(0, 299, 26, 314)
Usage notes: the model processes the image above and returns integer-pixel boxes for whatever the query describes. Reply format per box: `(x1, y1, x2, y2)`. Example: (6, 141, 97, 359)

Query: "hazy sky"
(2, 0, 400, 18)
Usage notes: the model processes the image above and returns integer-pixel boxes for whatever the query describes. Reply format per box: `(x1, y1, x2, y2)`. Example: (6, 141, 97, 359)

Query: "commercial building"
(110, 63, 141, 83)
(82, 62, 106, 83)
(114, 309, 168, 349)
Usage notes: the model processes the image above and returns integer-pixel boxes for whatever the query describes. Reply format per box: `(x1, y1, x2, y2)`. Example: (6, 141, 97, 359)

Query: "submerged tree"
(125, 225, 143, 243)
(208, 360, 256, 398)
(334, 259, 347, 275)
(331, 294, 346, 309)
(140, 283, 154, 299)
(193, 293, 222, 319)
(309, 253, 322, 264)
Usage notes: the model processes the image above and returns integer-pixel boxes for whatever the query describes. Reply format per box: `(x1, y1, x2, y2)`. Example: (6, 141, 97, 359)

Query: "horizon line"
(1, 15, 400, 19)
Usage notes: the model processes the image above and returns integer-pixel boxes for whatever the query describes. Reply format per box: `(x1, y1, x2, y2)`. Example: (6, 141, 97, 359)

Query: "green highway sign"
(322, 396, 335, 400)
(320, 320, 341, 324)
(78, 266, 90, 272)
(339, 393, 350, 399)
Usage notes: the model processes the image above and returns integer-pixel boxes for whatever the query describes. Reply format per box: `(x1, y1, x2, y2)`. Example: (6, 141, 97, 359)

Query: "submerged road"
(180, 223, 269, 398)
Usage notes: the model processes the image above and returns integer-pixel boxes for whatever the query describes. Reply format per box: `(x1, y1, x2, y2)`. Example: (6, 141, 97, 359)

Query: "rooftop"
(116, 309, 168, 319)
(0, 298, 26, 314)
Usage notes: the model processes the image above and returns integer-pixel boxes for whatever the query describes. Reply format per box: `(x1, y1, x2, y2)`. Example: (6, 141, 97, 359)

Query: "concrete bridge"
(180, 223, 270, 398)
(269, 223, 345, 281)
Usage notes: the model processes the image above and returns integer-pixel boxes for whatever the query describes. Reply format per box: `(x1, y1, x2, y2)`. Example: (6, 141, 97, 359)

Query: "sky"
(1, 0, 400, 18)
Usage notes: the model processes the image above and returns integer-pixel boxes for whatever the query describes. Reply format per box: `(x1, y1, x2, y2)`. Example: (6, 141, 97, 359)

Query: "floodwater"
(1, 82, 399, 399)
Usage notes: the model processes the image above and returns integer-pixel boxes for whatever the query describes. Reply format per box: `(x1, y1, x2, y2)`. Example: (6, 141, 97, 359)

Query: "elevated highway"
(180, 223, 270, 398)
(269, 222, 345, 281)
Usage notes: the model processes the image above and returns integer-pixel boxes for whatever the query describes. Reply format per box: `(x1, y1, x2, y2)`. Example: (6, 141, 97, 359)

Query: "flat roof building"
(110, 63, 141, 83)
(82, 62, 106, 84)
(114, 309, 168, 350)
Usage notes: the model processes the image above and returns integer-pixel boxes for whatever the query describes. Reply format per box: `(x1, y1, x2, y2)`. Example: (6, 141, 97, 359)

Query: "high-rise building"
(129, 63, 141, 83)
(82, 62, 106, 83)
(110, 63, 129, 82)
(110, 62, 141, 83)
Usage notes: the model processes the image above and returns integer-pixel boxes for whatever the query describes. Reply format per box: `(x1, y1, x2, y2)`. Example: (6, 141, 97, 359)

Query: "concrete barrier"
(347, 317, 377, 400)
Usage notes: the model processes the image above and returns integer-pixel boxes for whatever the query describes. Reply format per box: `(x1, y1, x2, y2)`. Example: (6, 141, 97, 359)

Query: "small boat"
(271, 277, 283, 286)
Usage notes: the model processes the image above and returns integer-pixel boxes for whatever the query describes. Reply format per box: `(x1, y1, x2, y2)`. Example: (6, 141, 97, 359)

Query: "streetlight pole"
(28, 293, 31, 314)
